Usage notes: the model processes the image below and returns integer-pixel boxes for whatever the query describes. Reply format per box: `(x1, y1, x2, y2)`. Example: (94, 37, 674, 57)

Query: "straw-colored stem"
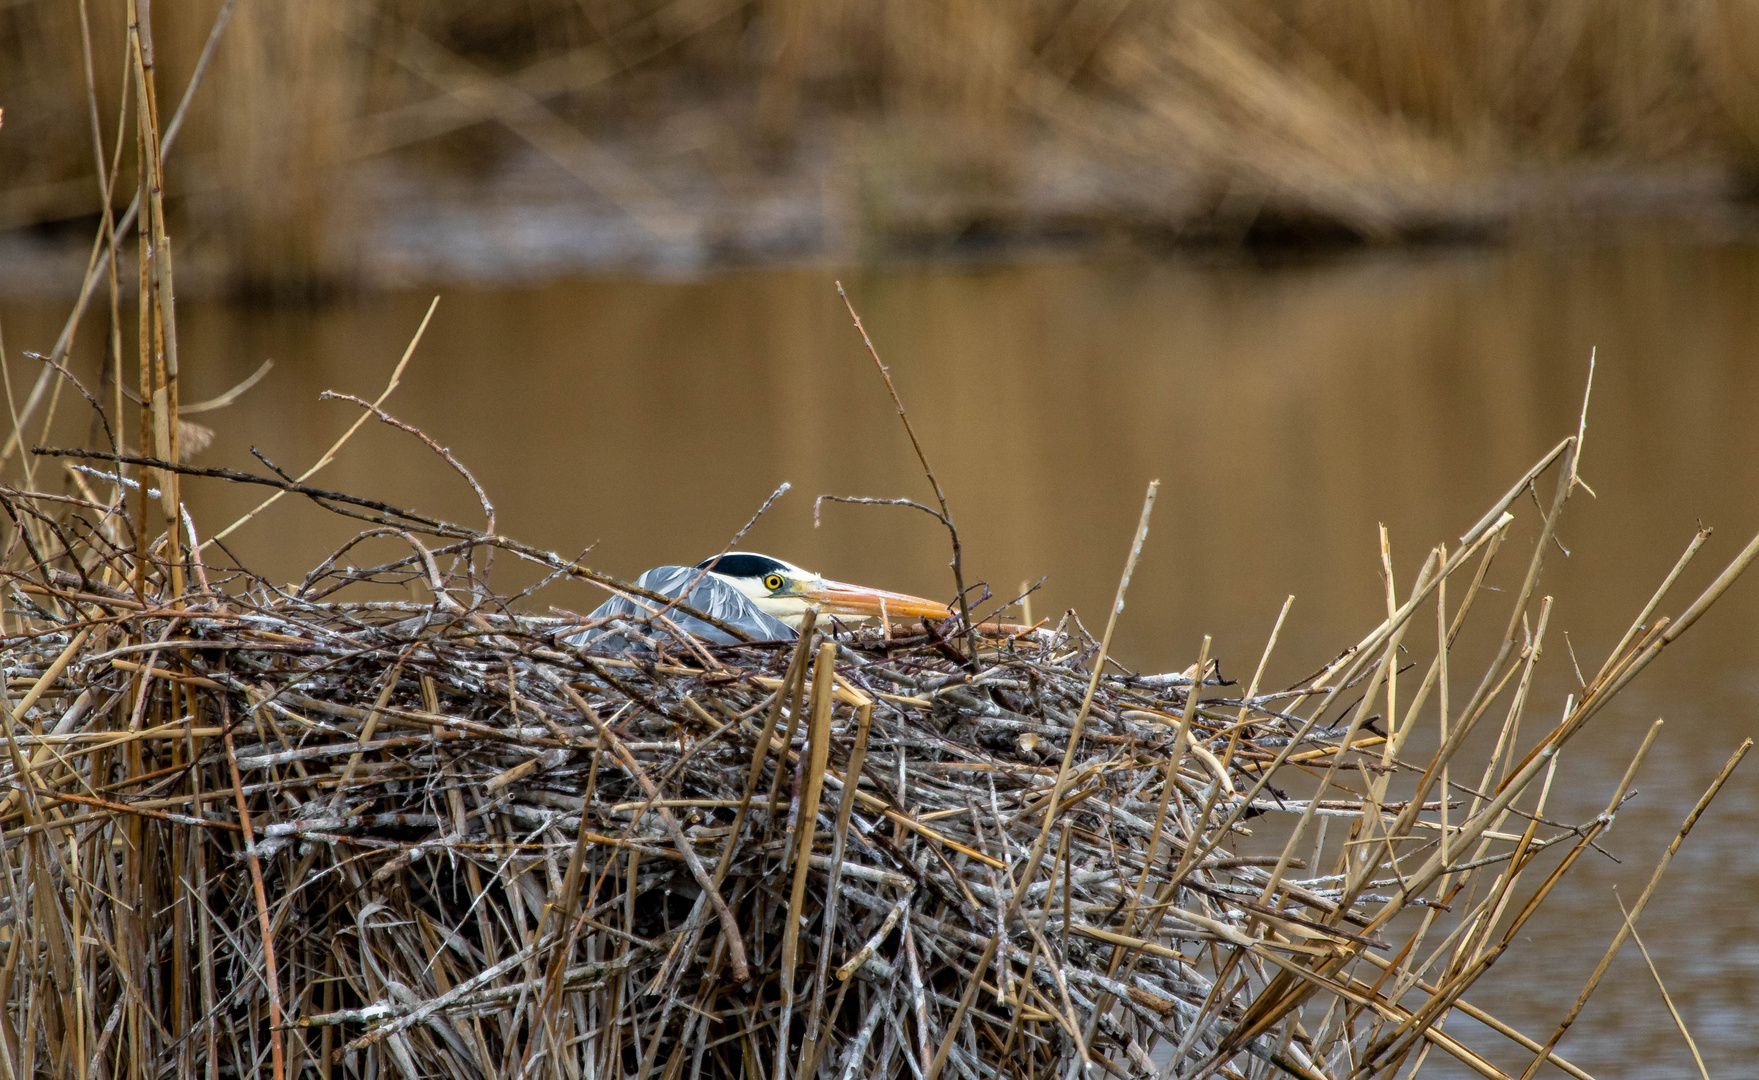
(777, 642, 835, 1080)
(221, 707, 284, 1080)
(1615, 893, 1710, 1080)
(1517, 738, 1752, 1080)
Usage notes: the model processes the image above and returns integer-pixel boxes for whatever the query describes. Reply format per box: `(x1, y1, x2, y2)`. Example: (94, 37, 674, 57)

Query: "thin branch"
(836, 282, 977, 662)
(646, 481, 791, 628)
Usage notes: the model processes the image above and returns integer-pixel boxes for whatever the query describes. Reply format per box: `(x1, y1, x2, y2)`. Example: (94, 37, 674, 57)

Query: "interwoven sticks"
(0, 430, 1753, 1080)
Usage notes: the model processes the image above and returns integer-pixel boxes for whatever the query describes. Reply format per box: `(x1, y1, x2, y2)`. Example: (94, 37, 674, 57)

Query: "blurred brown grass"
(6, 0, 1759, 293)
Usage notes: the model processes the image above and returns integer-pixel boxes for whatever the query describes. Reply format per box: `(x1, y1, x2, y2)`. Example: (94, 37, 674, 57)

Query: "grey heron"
(572, 551, 962, 649)
(690, 552, 959, 629)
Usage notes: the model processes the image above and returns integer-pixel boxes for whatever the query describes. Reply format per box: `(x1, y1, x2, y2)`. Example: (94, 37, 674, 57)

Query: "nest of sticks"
(2, 428, 1755, 1080)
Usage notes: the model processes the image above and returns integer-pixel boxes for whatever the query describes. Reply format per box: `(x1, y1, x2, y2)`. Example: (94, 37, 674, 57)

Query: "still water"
(8, 238, 1759, 1075)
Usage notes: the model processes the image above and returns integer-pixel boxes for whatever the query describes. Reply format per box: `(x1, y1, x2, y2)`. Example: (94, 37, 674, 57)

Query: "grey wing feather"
(563, 566, 796, 651)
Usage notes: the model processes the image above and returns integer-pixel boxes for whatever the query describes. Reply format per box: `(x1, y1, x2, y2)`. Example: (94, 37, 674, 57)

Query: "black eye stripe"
(696, 553, 789, 578)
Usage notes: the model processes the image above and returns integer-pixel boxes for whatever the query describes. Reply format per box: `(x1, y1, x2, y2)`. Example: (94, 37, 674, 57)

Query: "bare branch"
(835, 282, 977, 662)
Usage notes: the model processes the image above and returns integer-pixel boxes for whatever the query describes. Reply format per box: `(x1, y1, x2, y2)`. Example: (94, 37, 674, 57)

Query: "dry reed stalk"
(1515, 738, 1751, 1080)
(0, 0, 236, 482)
(1614, 892, 1710, 1080)
(201, 296, 437, 550)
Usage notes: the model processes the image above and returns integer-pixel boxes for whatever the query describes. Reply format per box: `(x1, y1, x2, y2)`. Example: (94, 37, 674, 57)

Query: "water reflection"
(7, 238, 1759, 1075)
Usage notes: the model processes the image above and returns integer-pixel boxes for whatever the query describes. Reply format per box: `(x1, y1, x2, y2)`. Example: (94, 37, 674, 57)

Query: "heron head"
(695, 552, 953, 629)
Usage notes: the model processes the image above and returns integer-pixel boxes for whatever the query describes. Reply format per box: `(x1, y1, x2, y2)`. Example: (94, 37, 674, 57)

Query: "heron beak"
(797, 579, 953, 623)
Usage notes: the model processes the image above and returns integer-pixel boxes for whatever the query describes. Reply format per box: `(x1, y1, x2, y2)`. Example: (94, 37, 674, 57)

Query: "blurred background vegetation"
(6, 0, 1759, 297)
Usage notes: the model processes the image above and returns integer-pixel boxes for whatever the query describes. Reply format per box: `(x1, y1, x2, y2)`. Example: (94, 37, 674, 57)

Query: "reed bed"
(9, 0, 1759, 291)
(2, 389, 1755, 1080)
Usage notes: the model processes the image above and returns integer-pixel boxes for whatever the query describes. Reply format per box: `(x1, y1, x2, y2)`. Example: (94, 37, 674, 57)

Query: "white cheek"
(753, 594, 814, 627)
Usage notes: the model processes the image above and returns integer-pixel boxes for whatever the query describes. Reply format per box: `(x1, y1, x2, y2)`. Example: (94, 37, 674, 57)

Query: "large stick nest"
(0, 431, 1750, 1080)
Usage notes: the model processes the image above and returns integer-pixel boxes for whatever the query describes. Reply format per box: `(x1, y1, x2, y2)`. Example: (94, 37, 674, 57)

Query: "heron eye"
(763, 573, 785, 592)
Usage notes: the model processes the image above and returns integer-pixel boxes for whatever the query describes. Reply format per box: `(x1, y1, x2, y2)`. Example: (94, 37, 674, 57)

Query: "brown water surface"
(6, 238, 1758, 1075)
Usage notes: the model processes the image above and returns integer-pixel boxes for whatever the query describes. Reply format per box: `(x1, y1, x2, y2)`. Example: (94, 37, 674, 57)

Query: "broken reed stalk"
(1614, 893, 1711, 1080)
(778, 642, 838, 1080)
(3, 384, 1757, 1077)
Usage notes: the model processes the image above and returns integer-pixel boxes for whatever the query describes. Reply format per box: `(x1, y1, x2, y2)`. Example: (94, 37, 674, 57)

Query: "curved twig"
(835, 283, 977, 663)
(649, 481, 790, 626)
(814, 494, 947, 530)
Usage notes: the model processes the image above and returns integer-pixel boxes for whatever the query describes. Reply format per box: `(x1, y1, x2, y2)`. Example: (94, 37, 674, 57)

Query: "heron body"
(573, 564, 794, 647)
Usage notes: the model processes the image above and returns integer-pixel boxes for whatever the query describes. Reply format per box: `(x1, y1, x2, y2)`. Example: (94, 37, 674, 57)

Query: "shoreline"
(4, 153, 1755, 302)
